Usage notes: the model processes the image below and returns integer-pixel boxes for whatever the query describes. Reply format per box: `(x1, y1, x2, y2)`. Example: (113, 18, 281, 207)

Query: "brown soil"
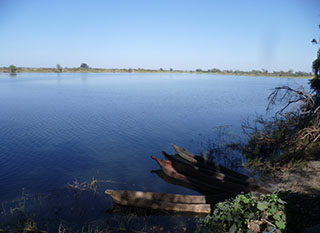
(270, 161, 320, 195)
(266, 161, 320, 231)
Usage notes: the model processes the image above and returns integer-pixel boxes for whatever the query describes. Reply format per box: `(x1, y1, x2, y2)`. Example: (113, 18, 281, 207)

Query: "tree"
(80, 63, 89, 69)
(56, 64, 62, 72)
(310, 25, 320, 96)
(310, 49, 320, 96)
(208, 68, 221, 73)
(8, 65, 17, 74)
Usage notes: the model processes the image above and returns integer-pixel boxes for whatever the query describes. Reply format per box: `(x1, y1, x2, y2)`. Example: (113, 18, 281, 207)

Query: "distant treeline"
(194, 68, 312, 77)
(0, 64, 312, 78)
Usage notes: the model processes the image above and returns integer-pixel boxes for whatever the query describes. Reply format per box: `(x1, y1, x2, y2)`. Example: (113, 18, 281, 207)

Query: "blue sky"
(0, 0, 319, 72)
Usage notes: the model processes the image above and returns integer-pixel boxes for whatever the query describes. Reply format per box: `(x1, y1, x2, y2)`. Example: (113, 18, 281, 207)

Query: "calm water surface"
(0, 72, 309, 230)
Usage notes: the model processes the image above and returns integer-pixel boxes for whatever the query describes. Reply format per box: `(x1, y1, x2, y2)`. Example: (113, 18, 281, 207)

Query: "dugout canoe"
(171, 144, 249, 180)
(151, 156, 238, 194)
(161, 152, 249, 192)
(170, 145, 270, 194)
(105, 189, 213, 213)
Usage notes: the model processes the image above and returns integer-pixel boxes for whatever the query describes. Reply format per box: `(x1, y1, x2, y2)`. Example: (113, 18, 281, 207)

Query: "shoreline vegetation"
(0, 65, 313, 79)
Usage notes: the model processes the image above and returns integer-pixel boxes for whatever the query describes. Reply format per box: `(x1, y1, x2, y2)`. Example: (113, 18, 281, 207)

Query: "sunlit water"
(0, 72, 309, 231)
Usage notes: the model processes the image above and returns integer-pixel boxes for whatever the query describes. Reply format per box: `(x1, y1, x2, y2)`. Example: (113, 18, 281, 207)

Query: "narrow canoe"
(171, 144, 249, 180)
(105, 189, 213, 213)
(162, 152, 250, 191)
(151, 156, 238, 194)
(170, 144, 270, 194)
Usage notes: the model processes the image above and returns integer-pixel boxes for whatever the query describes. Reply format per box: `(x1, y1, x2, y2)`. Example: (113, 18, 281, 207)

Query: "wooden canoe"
(151, 169, 236, 200)
(151, 169, 198, 192)
(105, 189, 213, 213)
(162, 152, 250, 189)
(170, 145, 270, 194)
(171, 144, 249, 180)
(151, 156, 239, 194)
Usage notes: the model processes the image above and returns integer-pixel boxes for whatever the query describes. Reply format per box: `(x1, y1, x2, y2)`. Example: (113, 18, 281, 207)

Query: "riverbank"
(270, 161, 320, 231)
(269, 161, 320, 195)
(0, 67, 312, 79)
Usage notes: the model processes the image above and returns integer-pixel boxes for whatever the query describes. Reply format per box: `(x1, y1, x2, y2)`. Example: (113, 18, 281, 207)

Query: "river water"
(0, 72, 309, 231)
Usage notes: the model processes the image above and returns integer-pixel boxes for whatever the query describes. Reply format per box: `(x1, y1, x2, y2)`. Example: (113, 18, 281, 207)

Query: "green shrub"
(9, 65, 17, 73)
(196, 192, 286, 233)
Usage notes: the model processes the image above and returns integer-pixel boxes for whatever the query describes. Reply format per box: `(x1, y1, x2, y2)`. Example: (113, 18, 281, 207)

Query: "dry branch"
(243, 85, 320, 165)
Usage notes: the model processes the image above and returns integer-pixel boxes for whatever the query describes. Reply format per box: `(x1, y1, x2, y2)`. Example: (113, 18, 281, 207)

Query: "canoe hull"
(105, 189, 212, 213)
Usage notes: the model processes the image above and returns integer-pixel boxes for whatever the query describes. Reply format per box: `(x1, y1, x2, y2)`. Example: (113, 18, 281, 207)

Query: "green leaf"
(273, 214, 281, 221)
(281, 214, 286, 221)
(229, 223, 237, 233)
(275, 220, 286, 229)
(241, 196, 250, 204)
(268, 204, 277, 214)
(257, 201, 268, 211)
(266, 225, 275, 231)
(277, 199, 286, 204)
(247, 213, 255, 220)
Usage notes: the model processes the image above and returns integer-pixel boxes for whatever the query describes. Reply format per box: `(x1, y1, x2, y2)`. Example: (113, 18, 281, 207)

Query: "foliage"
(0, 66, 312, 77)
(310, 25, 320, 96)
(56, 64, 62, 72)
(194, 68, 311, 77)
(80, 63, 89, 69)
(208, 68, 221, 72)
(196, 192, 286, 233)
(8, 65, 17, 74)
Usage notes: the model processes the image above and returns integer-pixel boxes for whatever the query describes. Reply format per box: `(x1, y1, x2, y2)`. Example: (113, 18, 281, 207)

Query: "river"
(0, 72, 309, 231)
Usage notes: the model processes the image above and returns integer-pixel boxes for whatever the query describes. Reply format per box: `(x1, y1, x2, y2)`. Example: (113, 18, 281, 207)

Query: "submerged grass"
(0, 178, 196, 233)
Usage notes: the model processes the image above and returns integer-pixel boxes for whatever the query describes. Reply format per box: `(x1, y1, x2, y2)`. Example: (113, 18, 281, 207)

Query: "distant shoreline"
(0, 67, 313, 79)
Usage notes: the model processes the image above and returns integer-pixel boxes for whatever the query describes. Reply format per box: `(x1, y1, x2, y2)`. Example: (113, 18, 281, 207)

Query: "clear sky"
(0, 0, 319, 72)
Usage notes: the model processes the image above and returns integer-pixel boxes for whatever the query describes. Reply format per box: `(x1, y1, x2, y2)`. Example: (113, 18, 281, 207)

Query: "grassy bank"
(0, 67, 312, 79)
